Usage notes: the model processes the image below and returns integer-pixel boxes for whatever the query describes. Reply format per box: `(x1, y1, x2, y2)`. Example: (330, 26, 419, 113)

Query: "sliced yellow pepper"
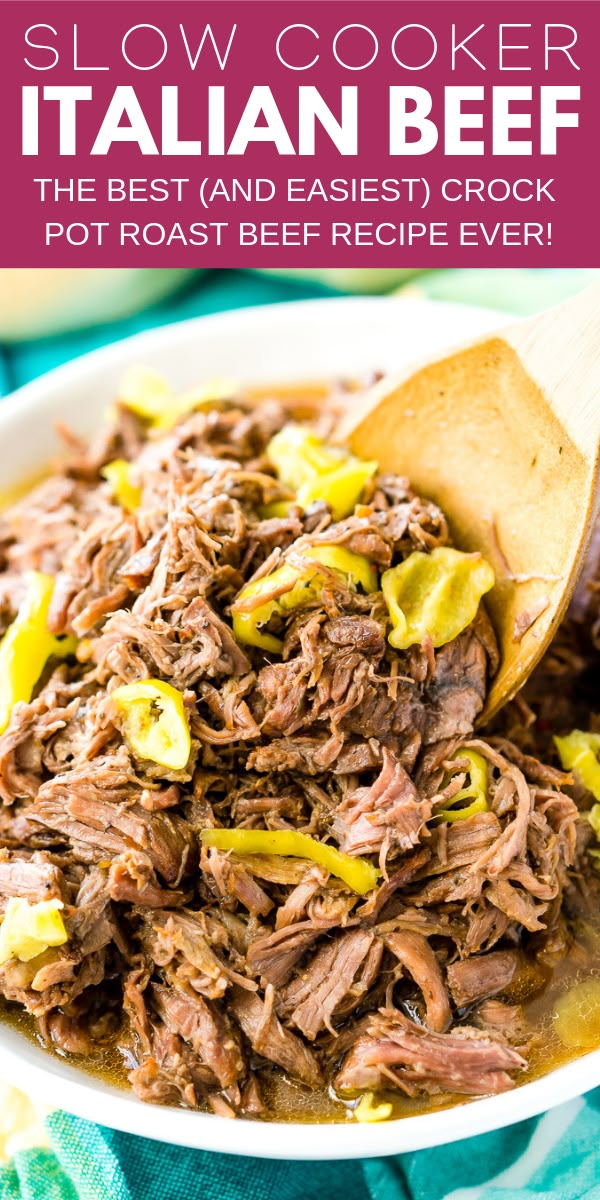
(0, 572, 77, 735)
(437, 749, 489, 823)
(153, 379, 237, 432)
(381, 547, 495, 651)
(201, 828, 379, 895)
(101, 459, 142, 513)
(0, 898, 68, 965)
(303, 546, 377, 594)
(118, 365, 172, 419)
(117, 365, 236, 431)
(267, 424, 344, 490)
(554, 730, 600, 801)
(110, 679, 191, 771)
(297, 460, 378, 522)
(354, 1092, 393, 1123)
(258, 500, 295, 520)
(266, 424, 377, 521)
(231, 562, 299, 653)
(589, 806, 600, 842)
(231, 546, 378, 653)
(555, 732, 600, 861)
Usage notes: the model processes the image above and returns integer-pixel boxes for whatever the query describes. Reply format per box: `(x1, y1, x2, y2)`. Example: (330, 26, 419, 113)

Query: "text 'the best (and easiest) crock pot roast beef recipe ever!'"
(0, 368, 599, 1124)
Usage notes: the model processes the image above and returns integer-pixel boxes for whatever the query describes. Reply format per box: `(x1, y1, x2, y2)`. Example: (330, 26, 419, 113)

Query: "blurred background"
(0, 266, 597, 396)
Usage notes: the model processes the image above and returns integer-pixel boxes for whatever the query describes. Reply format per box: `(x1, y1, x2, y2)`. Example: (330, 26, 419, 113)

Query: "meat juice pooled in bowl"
(0, 367, 599, 1124)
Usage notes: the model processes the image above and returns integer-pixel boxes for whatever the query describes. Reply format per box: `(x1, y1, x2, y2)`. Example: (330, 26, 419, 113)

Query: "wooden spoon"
(335, 282, 600, 722)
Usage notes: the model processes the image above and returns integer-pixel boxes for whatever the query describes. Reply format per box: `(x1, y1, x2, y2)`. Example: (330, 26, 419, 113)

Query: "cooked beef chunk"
(230, 987, 322, 1086)
(385, 931, 451, 1032)
(129, 1020, 218, 1107)
(423, 625, 489, 742)
(31, 750, 194, 884)
(335, 1008, 526, 1096)
(0, 851, 66, 907)
(280, 929, 376, 1039)
(151, 983, 244, 1088)
(446, 950, 519, 1009)
(247, 923, 323, 988)
(333, 748, 432, 863)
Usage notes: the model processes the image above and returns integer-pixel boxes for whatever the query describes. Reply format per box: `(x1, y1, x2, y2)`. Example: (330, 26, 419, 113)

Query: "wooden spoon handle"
(503, 280, 600, 459)
(334, 281, 600, 720)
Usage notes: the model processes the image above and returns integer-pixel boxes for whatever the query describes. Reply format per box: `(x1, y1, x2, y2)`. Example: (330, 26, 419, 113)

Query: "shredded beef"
(247, 923, 324, 988)
(333, 748, 432, 864)
(0, 383, 588, 1121)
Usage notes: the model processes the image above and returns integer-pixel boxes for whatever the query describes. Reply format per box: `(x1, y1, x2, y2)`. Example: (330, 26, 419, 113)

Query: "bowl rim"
(1, 1025, 599, 1160)
(1, 292, 596, 1160)
(0, 292, 504, 425)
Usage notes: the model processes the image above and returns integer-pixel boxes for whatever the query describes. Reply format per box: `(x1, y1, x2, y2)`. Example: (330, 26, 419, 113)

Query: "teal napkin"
(0, 266, 598, 1200)
(2, 1094, 600, 1200)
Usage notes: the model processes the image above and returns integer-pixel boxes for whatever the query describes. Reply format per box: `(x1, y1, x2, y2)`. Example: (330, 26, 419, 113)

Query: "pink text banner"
(0, 0, 597, 267)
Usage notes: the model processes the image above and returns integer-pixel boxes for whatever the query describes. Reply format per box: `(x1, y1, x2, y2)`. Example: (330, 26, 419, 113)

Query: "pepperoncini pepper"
(201, 828, 379, 895)
(354, 1092, 393, 1123)
(304, 546, 377, 594)
(231, 545, 378, 653)
(590, 806, 600, 845)
(267, 424, 343, 489)
(381, 547, 495, 651)
(101, 459, 142, 513)
(0, 898, 68, 965)
(554, 731, 600, 855)
(118, 365, 172, 419)
(258, 500, 295, 520)
(437, 748, 489, 823)
(554, 730, 600, 801)
(297, 461, 378, 522)
(231, 562, 302, 653)
(266, 424, 377, 521)
(117, 365, 236, 431)
(0, 572, 78, 735)
(110, 679, 191, 771)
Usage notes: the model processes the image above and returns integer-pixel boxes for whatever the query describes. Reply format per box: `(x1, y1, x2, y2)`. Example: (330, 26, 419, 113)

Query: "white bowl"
(1, 295, 598, 1159)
